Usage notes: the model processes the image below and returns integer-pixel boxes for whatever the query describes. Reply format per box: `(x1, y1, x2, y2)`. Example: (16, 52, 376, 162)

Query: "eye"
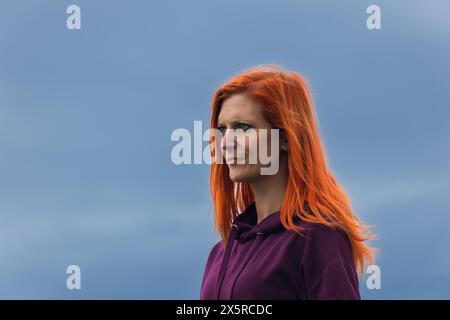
(217, 126, 226, 135)
(236, 123, 252, 131)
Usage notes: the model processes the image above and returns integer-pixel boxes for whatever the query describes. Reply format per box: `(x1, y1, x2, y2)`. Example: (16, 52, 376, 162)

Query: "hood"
(232, 202, 285, 243)
(214, 201, 307, 298)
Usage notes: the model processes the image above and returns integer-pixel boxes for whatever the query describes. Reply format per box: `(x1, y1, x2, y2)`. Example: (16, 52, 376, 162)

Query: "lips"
(226, 157, 246, 164)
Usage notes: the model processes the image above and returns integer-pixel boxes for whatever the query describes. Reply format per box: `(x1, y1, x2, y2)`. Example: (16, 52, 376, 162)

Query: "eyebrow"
(217, 119, 251, 127)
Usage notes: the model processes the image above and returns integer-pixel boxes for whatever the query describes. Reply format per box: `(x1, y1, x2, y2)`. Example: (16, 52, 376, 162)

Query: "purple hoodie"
(200, 202, 360, 300)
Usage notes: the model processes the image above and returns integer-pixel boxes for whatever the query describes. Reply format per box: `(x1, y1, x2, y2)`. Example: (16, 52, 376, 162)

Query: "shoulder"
(295, 222, 360, 299)
(211, 239, 224, 254)
(299, 222, 352, 259)
(206, 240, 225, 262)
(296, 221, 355, 277)
(202, 239, 225, 278)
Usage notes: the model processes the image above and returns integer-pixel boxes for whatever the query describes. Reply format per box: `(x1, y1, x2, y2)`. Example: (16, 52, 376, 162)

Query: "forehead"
(218, 93, 266, 124)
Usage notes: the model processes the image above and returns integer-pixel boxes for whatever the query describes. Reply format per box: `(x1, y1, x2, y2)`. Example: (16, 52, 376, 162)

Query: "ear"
(280, 133, 289, 152)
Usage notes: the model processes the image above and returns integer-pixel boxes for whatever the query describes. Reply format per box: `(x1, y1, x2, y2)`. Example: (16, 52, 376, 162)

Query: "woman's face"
(217, 93, 281, 182)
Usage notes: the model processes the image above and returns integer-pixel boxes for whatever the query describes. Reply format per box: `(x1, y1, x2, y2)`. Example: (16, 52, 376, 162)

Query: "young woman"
(200, 65, 374, 300)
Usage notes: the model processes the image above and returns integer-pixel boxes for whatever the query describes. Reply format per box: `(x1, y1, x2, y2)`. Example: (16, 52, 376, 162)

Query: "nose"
(221, 129, 236, 154)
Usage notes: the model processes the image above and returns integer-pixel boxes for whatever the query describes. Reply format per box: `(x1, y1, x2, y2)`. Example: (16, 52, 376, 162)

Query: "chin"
(227, 165, 259, 182)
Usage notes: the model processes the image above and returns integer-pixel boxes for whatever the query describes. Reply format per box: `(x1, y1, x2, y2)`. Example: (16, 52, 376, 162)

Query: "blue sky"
(0, 0, 449, 299)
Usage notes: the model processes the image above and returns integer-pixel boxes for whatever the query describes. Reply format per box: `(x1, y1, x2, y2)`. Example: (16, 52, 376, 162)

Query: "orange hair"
(209, 64, 374, 276)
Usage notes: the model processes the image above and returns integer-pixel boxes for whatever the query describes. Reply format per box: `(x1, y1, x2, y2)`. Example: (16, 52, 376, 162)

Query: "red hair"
(209, 64, 374, 275)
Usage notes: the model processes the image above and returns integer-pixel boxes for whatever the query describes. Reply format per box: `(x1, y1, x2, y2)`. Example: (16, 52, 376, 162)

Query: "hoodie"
(200, 202, 360, 300)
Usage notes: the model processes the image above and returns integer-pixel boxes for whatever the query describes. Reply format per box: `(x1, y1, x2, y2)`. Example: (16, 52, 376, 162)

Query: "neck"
(249, 154, 289, 224)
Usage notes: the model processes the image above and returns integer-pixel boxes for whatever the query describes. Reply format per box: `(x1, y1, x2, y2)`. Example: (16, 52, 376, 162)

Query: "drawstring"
(215, 224, 238, 299)
(215, 225, 268, 299)
(228, 233, 266, 299)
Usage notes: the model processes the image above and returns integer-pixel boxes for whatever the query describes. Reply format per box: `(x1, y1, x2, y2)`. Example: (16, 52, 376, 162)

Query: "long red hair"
(209, 64, 374, 275)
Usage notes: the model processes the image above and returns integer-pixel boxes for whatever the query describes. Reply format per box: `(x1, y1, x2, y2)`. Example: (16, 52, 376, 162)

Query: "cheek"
(267, 136, 273, 157)
(261, 130, 279, 158)
(245, 134, 259, 158)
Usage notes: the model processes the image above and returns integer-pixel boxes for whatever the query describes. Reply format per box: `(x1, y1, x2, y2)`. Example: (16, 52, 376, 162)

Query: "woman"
(200, 65, 374, 300)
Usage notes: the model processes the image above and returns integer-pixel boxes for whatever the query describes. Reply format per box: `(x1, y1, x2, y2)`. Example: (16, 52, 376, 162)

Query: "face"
(216, 93, 286, 182)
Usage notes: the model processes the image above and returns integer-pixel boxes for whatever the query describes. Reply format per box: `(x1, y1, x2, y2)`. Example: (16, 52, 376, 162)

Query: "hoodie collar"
(232, 202, 285, 243)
